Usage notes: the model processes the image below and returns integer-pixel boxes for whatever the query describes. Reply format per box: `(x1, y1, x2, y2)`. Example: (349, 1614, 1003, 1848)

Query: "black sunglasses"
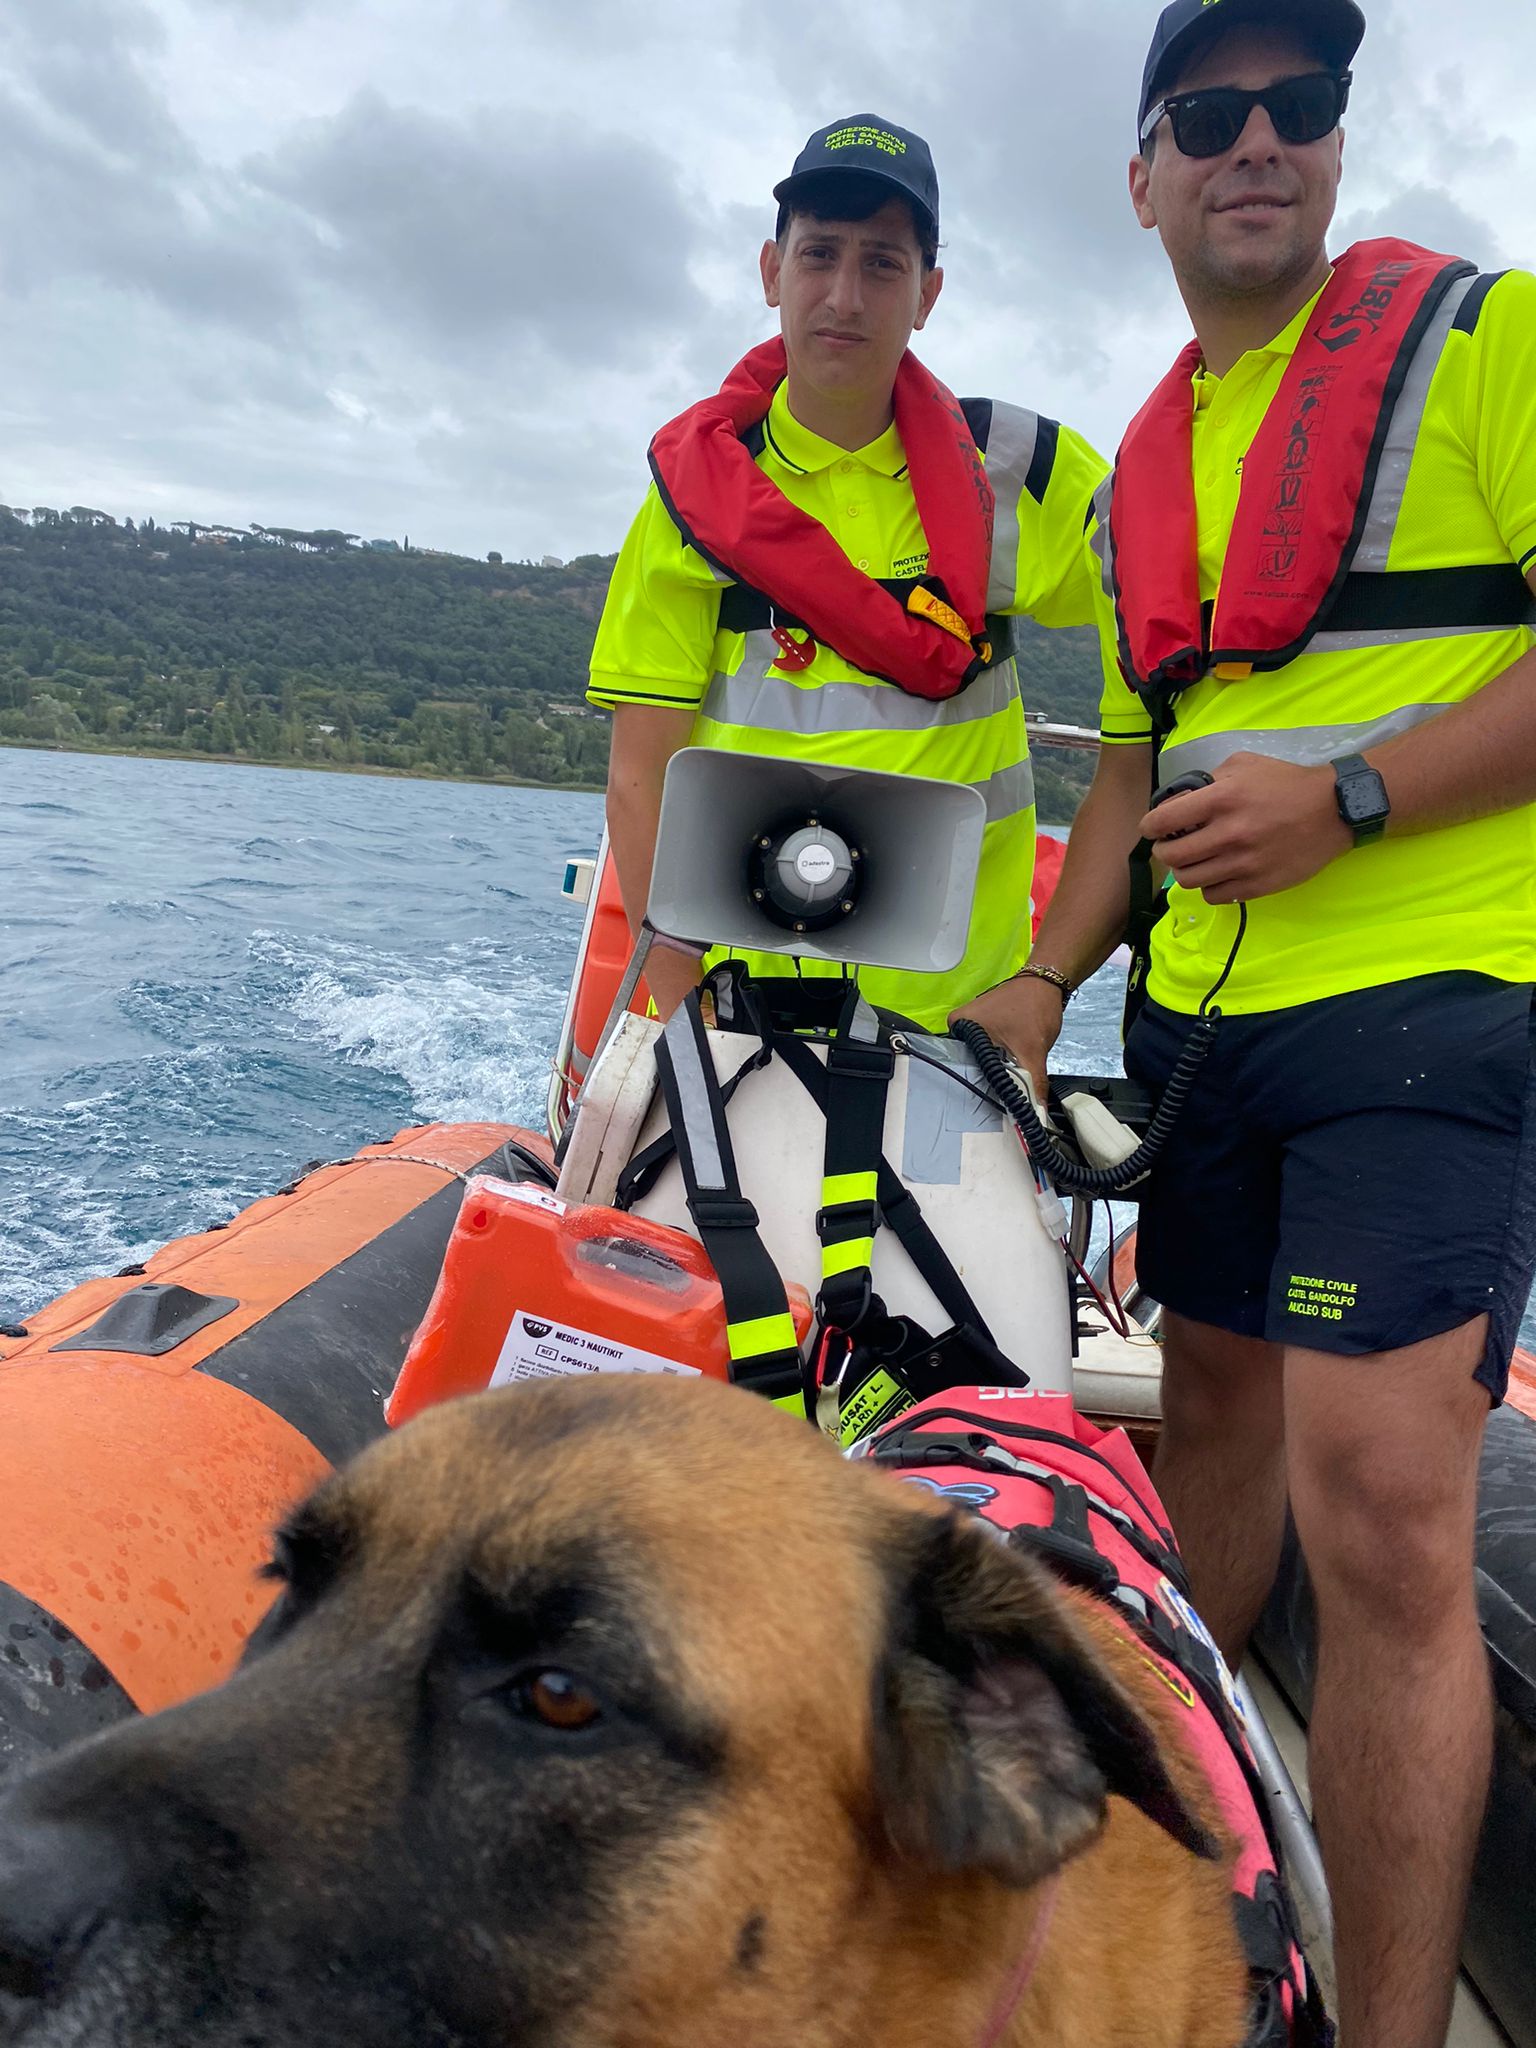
(1140, 70, 1351, 158)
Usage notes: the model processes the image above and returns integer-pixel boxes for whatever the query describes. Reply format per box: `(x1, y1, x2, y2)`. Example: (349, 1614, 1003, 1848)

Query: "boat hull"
(0, 1122, 542, 1777)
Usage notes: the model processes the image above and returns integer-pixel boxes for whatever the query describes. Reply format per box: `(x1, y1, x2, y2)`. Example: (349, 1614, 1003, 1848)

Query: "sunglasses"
(1140, 70, 1351, 158)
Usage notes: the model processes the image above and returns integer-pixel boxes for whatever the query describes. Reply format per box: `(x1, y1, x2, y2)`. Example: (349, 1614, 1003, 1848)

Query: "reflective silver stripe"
(660, 1008, 725, 1189)
(1089, 475, 1115, 600)
(702, 636, 1020, 734)
(1352, 274, 1476, 573)
(1308, 620, 1526, 654)
(973, 757, 1036, 822)
(982, 403, 1042, 611)
(1158, 703, 1447, 780)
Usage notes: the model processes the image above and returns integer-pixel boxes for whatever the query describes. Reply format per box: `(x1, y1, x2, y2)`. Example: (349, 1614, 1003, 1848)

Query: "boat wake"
(277, 934, 568, 1127)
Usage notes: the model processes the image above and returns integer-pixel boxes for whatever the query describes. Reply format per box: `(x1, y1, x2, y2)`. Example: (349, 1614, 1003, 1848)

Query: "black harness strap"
(651, 993, 804, 1407)
(866, 1427, 1188, 1594)
(1321, 560, 1535, 633)
(870, 1405, 1175, 1544)
(617, 1007, 774, 1211)
(620, 969, 1021, 1438)
(767, 1027, 996, 1344)
(815, 988, 893, 1336)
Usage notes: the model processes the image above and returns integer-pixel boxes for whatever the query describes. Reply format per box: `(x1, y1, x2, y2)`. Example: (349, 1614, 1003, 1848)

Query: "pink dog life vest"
(860, 1390, 1326, 2047)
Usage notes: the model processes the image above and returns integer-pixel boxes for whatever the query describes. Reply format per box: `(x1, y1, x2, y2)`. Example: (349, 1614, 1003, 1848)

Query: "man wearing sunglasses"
(958, 2, 1536, 2042)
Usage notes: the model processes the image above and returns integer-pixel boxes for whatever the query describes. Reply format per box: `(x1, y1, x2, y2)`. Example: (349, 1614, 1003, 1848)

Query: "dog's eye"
(515, 1668, 603, 1731)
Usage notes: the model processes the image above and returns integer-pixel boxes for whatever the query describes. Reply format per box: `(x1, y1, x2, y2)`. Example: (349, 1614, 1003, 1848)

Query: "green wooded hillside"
(0, 506, 1102, 814)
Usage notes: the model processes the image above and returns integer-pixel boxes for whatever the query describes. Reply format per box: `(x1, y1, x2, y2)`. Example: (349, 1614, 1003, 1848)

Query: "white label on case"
(490, 1310, 702, 1389)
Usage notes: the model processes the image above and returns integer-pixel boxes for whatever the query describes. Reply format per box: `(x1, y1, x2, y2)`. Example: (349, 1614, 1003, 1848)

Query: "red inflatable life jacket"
(1109, 238, 1477, 698)
(648, 339, 994, 701)
(862, 1390, 1329, 2046)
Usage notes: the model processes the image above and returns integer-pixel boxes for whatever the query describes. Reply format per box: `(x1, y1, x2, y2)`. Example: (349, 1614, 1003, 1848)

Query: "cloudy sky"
(2, 0, 1531, 561)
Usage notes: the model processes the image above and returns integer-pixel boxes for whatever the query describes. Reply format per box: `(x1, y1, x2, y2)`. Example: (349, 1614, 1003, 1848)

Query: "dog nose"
(0, 1811, 134, 1999)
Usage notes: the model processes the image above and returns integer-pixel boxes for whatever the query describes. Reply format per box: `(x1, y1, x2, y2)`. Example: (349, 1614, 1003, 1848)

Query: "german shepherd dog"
(0, 1375, 1250, 2047)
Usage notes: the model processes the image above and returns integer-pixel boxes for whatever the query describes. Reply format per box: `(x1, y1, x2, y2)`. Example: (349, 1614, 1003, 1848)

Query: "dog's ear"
(872, 1510, 1221, 1889)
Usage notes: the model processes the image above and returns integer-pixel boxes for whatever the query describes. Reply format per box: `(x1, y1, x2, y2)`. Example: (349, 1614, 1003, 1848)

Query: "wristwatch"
(1331, 753, 1391, 844)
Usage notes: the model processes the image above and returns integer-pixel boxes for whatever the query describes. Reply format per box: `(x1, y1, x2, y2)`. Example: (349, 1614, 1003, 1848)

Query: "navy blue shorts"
(1123, 973, 1536, 1401)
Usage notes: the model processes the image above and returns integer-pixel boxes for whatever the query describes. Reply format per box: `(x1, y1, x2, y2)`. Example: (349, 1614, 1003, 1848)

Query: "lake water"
(0, 748, 594, 1319)
(2, 746, 1531, 1354)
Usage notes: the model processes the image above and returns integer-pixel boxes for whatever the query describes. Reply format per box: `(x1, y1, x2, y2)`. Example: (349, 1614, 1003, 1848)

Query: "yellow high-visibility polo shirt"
(1098, 268, 1536, 1016)
(591, 380, 1107, 1029)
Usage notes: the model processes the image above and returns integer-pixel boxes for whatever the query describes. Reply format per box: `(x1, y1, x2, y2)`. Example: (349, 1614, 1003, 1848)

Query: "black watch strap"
(1332, 752, 1391, 844)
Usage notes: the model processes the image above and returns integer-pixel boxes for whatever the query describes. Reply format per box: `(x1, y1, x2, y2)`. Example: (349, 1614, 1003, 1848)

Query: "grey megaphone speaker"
(646, 749, 986, 974)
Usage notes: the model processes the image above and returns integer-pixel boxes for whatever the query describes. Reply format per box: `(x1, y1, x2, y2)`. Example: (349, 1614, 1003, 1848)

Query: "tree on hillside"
(0, 504, 1102, 809)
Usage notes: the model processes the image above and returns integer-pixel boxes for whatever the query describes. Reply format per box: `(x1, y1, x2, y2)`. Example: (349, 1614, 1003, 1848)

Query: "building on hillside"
(541, 554, 563, 569)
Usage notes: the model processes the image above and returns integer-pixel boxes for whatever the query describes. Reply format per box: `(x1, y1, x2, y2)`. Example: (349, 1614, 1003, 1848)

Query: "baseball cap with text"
(1138, 0, 1365, 135)
(773, 117, 939, 236)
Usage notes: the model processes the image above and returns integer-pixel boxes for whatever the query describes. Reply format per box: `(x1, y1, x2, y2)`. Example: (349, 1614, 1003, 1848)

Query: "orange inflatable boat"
(0, 1121, 533, 1771)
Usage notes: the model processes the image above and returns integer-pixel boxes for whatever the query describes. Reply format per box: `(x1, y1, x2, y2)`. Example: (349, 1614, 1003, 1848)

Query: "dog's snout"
(0, 1810, 134, 2000)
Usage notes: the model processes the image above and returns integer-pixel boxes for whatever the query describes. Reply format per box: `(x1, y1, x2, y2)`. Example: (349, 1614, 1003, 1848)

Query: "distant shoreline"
(0, 736, 606, 798)
(0, 738, 1080, 826)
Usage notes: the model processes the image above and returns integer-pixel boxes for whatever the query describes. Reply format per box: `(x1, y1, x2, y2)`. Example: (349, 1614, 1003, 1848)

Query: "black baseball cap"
(1139, 0, 1365, 133)
(773, 116, 939, 235)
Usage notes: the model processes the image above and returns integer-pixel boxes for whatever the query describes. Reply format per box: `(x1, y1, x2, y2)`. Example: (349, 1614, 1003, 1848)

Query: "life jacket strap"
(715, 576, 1013, 671)
(1321, 561, 1535, 635)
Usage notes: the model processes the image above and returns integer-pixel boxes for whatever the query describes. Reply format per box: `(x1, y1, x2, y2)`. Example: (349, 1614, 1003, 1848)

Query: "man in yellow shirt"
(588, 117, 1106, 1031)
(959, 3, 1536, 2042)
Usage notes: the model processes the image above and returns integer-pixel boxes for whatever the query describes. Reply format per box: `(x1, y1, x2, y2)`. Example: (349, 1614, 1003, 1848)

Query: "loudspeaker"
(647, 749, 986, 974)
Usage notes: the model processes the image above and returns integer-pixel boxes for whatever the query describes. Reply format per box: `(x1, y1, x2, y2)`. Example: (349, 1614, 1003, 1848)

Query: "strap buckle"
(814, 1197, 881, 1241)
(691, 1192, 761, 1232)
(732, 1354, 807, 1406)
(816, 1270, 875, 1335)
(826, 1042, 894, 1081)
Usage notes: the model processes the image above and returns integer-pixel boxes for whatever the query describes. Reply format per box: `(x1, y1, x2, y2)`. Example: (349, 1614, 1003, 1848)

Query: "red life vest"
(862, 1390, 1327, 2047)
(648, 339, 994, 701)
(1109, 238, 1477, 699)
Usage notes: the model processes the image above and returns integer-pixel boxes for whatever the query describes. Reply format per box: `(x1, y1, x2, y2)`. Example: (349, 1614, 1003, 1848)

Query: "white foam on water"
(281, 941, 568, 1129)
(0, 1169, 160, 1319)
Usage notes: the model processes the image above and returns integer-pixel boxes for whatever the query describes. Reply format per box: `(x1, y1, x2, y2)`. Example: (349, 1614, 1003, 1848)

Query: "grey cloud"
(247, 93, 705, 361)
(204, 0, 318, 14)
(0, 1, 303, 339)
(1336, 184, 1506, 267)
(2, 0, 187, 172)
(731, 0, 1168, 324)
(0, 0, 1530, 563)
(0, 84, 302, 334)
